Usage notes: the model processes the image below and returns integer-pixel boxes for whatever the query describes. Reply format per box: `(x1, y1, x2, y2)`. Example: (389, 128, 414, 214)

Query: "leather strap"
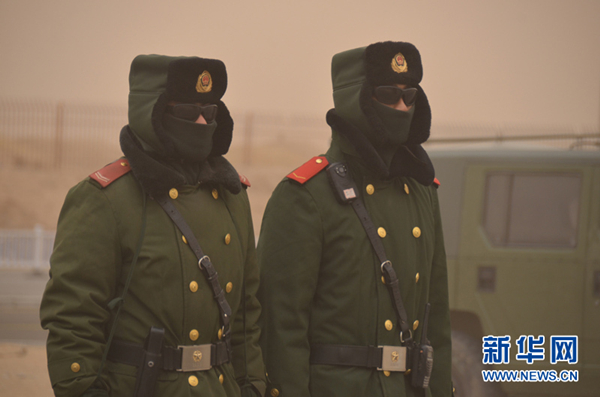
(326, 163, 412, 342)
(154, 194, 233, 354)
(108, 339, 230, 371)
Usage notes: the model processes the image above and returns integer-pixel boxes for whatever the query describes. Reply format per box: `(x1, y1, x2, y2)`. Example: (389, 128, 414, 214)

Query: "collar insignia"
(391, 52, 408, 73)
(196, 70, 213, 93)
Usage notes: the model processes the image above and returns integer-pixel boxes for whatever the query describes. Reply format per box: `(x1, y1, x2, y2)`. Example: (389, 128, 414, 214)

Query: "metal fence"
(0, 98, 127, 170)
(1, 99, 599, 270)
(0, 225, 54, 270)
(0, 98, 332, 170)
(1, 98, 598, 172)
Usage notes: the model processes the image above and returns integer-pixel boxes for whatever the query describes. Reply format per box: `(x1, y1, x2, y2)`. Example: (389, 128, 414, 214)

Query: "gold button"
(70, 362, 80, 373)
(383, 370, 391, 377)
(271, 389, 280, 397)
(212, 189, 219, 200)
(189, 329, 199, 341)
(224, 233, 231, 245)
(385, 320, 393, 331)
(366, 184, 375, 195)
(219, 374, 224, 384)
(226, 282, 233, 293)
(316, 158, 323, 164)
(120, 161, 128, 167)
(169, 188, 178, 199)
(415, 273, 420, 283)
(378, 227, 387, 238)
(218, 328, 223, 340)
(381, 276, 386, 284)
(405, 369, 412, 375)
(413, 320, 419, 330)
(188, 375, 198, 387)
(189, 281, 198, 293)
(413, 227, 421, 238)
(182, 235, 188, 244)
(404, 184, 410, 195)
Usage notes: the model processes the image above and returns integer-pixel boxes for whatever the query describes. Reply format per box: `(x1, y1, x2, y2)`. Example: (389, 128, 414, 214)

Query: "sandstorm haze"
(0, 0, 599, 129)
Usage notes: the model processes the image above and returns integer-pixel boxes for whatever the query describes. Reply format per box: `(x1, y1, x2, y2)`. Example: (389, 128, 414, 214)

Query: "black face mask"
(372, 100, 415, 147)
(162, 113, 217, 163)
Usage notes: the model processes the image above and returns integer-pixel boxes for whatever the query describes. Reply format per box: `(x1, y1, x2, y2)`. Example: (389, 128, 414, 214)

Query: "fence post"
(33, 224, 44, 272)
(54, 101, 65, 169)
(243, 111, 254, 165)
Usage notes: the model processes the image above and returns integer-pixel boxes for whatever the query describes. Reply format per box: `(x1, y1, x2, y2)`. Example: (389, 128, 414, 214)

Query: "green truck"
(428, 142, 600, 397)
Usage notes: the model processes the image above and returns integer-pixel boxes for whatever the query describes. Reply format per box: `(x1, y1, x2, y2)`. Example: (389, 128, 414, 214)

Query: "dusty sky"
(1, 0, 599, 129)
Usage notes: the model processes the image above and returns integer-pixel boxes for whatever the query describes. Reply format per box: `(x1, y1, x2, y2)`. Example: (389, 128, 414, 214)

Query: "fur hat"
(128, 55, 234, 158)
(332, 41, 431, 147)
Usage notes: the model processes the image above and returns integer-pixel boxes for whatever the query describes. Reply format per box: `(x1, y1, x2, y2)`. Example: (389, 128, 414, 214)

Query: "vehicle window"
(483, 172, 581, 248)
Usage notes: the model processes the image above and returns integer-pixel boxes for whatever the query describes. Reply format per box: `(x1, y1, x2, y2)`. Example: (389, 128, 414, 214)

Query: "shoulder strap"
(90, 158, 132, 188)
(326, 163, 413, 343)
(287, 156, 329, 184)
(154, 194, 233, 356)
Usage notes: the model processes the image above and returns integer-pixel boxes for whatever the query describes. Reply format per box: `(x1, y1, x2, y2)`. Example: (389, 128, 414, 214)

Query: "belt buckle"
(378, 345, 407, 372)
(177, 344, 212, 372)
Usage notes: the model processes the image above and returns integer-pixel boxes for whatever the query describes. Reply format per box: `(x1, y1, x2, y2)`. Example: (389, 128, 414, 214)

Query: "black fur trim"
(210, 100, 234, 156)
(364, 41, 423, 86)
(406, 85, 431, 145)
(166, 58, 227, 103)
(120, 126, 241, 197)
(326, 109, 435, 186)
(389, 145, 435, 186)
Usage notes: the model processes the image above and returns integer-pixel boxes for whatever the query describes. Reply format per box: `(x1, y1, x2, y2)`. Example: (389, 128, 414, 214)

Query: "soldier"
(40, 55, 265, 397)
(257, 42, 453, 396)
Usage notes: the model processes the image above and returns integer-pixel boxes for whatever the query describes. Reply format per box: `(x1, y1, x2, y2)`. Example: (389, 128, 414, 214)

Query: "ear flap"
(406, 85, 431, 145)
(389, 144, 435, 186)
(210, 100, 234, 156)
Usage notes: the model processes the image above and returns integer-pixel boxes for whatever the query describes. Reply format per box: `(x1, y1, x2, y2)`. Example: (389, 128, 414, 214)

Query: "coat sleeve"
(40, 180, 121, 397)
(230, 189, 267, 396)
(256, 180, 323, 397)
(427, 187, 454, 396)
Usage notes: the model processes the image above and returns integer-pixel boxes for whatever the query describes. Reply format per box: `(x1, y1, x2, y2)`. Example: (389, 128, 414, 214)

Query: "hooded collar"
(120, 126, 242, 198)
(326, 109, 435, 186)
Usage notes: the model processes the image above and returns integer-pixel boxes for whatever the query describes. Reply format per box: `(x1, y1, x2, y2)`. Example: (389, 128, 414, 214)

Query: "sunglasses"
(373, 86, 418, 107)
(166, 104, 218, 123)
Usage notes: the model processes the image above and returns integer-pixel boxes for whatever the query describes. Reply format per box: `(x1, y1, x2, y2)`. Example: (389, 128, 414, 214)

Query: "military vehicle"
(428, 140, 600, 397)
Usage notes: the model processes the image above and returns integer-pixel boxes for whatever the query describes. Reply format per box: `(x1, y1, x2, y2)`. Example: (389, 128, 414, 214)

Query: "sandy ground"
(0, 344, 53, 397)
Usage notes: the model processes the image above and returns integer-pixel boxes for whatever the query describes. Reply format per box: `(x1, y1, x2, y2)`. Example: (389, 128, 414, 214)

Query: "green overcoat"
(257, 140, 452, 397)
(41, 54, 266, 397)
(40, 164, 265, 397)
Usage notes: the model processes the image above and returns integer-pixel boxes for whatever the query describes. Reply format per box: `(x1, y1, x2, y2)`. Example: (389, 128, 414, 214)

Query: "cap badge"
(196, 70, 213, 93)
(391, 52, 408, 73)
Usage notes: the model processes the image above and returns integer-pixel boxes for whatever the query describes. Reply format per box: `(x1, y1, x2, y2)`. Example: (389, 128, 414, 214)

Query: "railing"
(425, 123, 600, 150)
(0, 225, 54, 270)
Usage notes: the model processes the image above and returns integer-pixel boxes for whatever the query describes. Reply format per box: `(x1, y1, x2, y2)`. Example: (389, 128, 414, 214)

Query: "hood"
(127, 54, 234, 159)
(331, 41, 432, 148)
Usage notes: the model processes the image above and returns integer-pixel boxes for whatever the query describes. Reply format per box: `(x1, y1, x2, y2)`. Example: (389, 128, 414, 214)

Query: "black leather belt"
(310, 344, 407, 372)
(108, 339, 230, 372)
